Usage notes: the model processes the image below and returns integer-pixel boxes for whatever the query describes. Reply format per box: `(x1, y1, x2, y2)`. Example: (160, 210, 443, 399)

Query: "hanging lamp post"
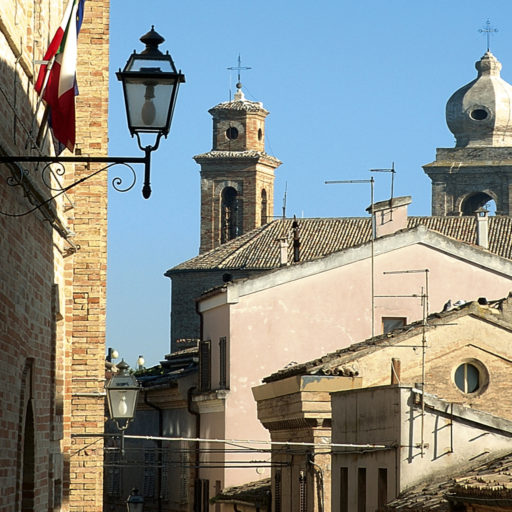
(0, 26, 185, 212)
(117, 26, 185, 198)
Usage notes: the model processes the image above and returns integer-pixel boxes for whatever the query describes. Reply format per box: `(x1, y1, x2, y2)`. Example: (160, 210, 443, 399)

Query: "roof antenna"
(479, 19, 498, 52)
(281, 182, 288, 239)
(282, 182, 287, 221)
(227, 54, 251, 101)
(275, 183, 289, 266)
(370, 162, 396, 204)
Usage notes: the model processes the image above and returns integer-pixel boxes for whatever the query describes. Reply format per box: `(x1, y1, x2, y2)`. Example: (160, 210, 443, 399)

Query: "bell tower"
(424, 52, 512, 216)
(194, 83, 281, 253)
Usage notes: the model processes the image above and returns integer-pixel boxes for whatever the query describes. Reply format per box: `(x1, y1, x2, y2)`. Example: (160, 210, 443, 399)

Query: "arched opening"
(221, 187, 240, 243)
(461, 192, 496, 215)
(260, 189, 267, 225)
(21, 401, 35, 512)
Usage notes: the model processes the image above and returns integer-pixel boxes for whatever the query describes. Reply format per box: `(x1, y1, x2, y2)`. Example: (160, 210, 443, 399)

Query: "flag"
(35, 0, 85, 153)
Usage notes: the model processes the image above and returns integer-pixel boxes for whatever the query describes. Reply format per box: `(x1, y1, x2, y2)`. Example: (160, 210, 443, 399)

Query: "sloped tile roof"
(382, 451, 512, 511)
(169, 216, 512, 272)
(263, 298, 507, 383)
(210, 478, 271, 507)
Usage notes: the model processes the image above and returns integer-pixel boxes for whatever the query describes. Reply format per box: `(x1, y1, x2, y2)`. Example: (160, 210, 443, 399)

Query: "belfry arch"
(460, 192, 496, 215)
(221, 186, 241, 243)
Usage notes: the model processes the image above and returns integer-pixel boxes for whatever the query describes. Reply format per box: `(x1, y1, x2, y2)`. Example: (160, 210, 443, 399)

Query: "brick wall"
(0, 0, 109, 510)
(65, 0, 110, 510)
(0, 1, 67, 510)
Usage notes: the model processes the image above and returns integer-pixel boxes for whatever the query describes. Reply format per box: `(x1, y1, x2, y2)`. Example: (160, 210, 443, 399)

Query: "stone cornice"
(209, 100, 268, 114)
(194, 150, 281, 167)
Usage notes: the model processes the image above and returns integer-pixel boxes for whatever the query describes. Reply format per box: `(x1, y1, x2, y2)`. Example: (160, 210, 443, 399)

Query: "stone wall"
(169, 269, 268, 353)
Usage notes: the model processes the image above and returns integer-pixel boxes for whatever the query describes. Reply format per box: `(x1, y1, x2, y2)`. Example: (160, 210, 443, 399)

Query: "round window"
(470, 109, 488, 121)
(226, 127, 239, 140)
(454, 362, 482, 393)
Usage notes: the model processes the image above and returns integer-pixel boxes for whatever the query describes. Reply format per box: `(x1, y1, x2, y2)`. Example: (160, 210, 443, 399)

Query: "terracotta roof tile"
(382, 451, 512, 511)
(211, 478, 270, 507)
(169, 216, 512, 273)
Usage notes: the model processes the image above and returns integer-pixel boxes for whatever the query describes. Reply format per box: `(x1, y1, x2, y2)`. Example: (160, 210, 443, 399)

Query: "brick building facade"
(0, 0, 109, 510)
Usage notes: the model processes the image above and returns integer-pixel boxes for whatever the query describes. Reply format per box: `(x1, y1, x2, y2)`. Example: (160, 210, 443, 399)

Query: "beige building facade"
(255, 297, 512, 512)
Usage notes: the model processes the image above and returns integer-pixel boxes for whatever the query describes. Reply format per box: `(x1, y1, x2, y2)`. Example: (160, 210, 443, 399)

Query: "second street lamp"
(105, 359, 140, 431)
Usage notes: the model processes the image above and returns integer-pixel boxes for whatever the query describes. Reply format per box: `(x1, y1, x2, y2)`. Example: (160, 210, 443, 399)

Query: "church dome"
(446, 52, 512, 147)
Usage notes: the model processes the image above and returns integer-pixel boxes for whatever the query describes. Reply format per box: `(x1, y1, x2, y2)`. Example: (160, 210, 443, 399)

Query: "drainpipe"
(144, 392, 163, 512)
(188, 386, 201, 506)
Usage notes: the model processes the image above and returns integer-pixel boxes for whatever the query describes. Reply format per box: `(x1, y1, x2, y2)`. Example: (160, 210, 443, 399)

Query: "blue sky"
(106, 1, 512, 368)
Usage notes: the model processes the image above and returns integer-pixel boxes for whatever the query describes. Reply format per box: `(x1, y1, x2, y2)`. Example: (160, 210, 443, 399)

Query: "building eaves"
(167, 216, 512, 274)
(210, 478, 271, 507)
(209, 99, 268, 113)
(193, 150, 281, 167)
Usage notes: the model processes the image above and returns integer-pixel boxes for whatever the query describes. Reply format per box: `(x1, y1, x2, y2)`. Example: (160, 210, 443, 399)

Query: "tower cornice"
(193, 150, 281, 168)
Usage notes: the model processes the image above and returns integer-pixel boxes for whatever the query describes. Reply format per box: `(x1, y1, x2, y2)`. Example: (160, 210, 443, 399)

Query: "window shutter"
(199, 339, 211, 392)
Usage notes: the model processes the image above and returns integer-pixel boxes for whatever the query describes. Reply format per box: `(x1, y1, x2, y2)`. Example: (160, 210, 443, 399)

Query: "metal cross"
(227, 54, 252, 84)
(479, 19, 498, 51)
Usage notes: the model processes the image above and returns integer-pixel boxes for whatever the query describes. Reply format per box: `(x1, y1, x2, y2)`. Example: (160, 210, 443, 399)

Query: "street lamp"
(0, 27, 185, 214)
(117, 26, 185, 198)
(105, 359, 140, 431)
(126, 488, 144, 512)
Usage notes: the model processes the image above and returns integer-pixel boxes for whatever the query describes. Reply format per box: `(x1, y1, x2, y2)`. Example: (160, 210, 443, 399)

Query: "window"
(143, 449, 156, 498)
(261, 189, 268, 225)
(226, 126, 238, 139)
(470, 108, 488, 120)
(382, 317, 406, 334)
(221, 187, 240, 243)
(219, 337, 227, 389)
(339, 467, 348, 512)
(357, 468, 366, 512)
(274, 470, 282, 512)
(194, 479, 209, 512)
(454, 362, 481, 393)
(378, 468, 387, 508)
(199, 339, 211, 392)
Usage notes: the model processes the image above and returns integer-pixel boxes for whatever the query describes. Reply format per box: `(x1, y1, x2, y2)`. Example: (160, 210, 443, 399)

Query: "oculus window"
(454, 361, 487, 394)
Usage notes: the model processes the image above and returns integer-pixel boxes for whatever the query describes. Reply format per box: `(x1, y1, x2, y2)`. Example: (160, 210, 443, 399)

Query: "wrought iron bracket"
(0, 145, 157, 218)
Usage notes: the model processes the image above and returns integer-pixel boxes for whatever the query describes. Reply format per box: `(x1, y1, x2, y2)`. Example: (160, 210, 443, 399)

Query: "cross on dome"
(478, 19, 498, 52)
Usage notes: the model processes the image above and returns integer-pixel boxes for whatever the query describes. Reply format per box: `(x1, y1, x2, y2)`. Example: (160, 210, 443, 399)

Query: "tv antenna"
(377, 268, 430, 457)
(326, 177, 375, 337)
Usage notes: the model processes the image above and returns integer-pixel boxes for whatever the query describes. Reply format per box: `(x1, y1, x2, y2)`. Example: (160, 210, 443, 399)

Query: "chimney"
(292, 217, 300, 263)
(278, 238, 288, 266)
(366, 196, 412, 238)
(475, 208, 489, 249)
